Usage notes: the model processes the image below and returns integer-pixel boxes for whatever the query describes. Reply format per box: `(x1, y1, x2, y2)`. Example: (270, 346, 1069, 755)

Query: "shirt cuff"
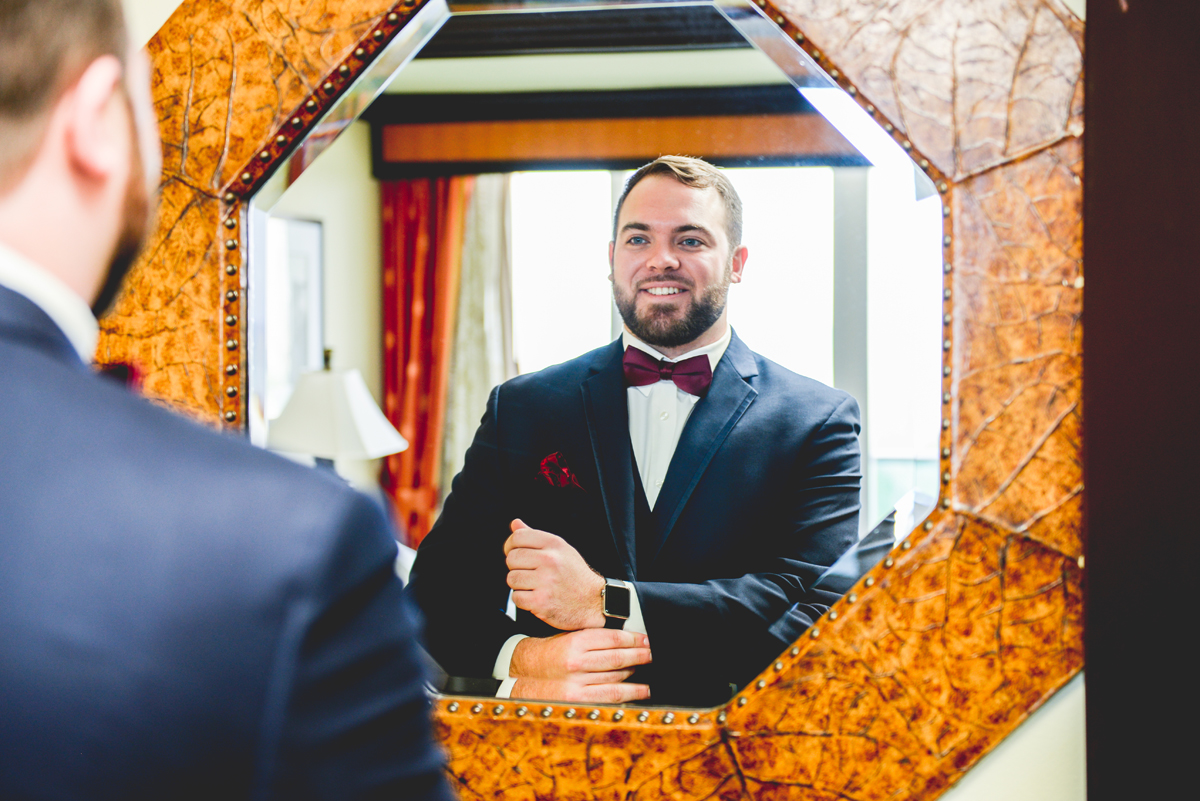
(492, 633, 528, 697)
(622, 580, 647, 635)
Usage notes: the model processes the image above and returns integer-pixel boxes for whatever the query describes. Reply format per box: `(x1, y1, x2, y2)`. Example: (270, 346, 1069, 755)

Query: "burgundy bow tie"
(622, 347, 713, 397)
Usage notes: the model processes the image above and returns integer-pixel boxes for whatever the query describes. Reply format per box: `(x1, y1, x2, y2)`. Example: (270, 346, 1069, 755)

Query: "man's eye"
(680, 237, 704, 247)
(627, 235, 648, 245)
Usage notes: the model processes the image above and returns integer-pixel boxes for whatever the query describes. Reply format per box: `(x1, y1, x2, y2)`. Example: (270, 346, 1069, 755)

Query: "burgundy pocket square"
(536, 452, 584, 490)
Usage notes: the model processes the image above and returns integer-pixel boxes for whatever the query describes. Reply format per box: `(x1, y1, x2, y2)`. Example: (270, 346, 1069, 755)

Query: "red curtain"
(381, 177, 474, 547)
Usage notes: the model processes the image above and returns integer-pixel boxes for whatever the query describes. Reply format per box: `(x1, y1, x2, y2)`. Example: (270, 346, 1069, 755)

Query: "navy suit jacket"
(410, 333, 860, 707)
(0, 285, 453, 800)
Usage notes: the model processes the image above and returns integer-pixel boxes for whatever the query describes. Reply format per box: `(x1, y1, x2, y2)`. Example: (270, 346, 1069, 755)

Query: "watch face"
(604, 581, 631, 619)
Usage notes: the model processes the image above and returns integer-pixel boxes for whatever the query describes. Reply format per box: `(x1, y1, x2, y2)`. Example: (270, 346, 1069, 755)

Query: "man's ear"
(63, 55, 126, 181)
(729, 245, 748, 283)
(608, 241, 615, 279)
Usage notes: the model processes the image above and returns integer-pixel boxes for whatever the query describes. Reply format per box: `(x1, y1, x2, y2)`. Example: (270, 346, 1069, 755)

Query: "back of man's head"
(612, 155, 744, 251)
(0, 0, 128, 192)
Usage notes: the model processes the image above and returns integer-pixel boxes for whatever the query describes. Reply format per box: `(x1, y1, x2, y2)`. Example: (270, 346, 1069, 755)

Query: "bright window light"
(510, 171, 615, 374)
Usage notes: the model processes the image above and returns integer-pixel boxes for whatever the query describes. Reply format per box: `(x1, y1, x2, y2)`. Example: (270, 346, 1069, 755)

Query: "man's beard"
(614, 265, 731, 350)
(91, 128, 152, 318)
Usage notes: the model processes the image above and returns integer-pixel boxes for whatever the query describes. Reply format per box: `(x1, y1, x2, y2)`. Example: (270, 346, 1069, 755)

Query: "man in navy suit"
(0, 2, 451, 797)
(410, 156, 861, 707)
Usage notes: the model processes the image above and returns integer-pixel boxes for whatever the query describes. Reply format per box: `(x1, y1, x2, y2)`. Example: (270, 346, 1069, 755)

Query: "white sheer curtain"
(440, 174, 517, 504)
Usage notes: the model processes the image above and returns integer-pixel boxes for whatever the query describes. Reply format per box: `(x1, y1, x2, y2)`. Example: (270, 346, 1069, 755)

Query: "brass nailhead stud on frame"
(226, 290, 239, 301)
(355, 47, 365, 57)
(291, 117, 303, 127)
(447, 702, 458, 712)
(225, 240, 238, 250)
(259, 151, 270, 162)
(493, 705, 504, 716)
(613, 711, 624, 722)
(794, 32, 804, 42)
(240, 172, 251, 183)
(275, 135, 286, 146)
(225, 315, 237, 326)
(373, 29, 385, 40)
(224, 218, 236, 229)
(662, 713, 675, 724)
(588, 710, 600, 720)
(564, 709, 576, 719)
(942, 418, 951, 429)
(718, 711, 727, 723)
(790, 646, 800, 655)
(756, 680, 766, 689)
(225, 364, 238, 376)
(688, 714, 700, 724)
(223, 192, 236, 203)
(471, 703, 482, 714)
(924, 520, 934, 531)
(541, 707, 552, 718)
(828, 610, 838, 620)
(938, 181, 949, 192)
(322, 82, 333, 92)
(305, 100, 317, 111)
(225, 339, 238, 351)
(864, 577, 875, 587)
(388, 12, 399, 23)
(338, 65, 350, 76)
(516, 706, 527, 717)
(847, 594, 857, 604)
(942, 497, 951, 508)
(884, 557, 894, 568)
(737, 697, 748, 706)
(638, 711, 650, 721)
(901, 540, 912, 550)
(224, 411, 237, 422)
(225, 264, 237, 276)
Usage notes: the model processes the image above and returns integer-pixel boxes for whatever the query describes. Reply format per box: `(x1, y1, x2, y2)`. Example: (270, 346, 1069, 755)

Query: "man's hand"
(508, 629, 652, 703)
(505, 519, 605, 630)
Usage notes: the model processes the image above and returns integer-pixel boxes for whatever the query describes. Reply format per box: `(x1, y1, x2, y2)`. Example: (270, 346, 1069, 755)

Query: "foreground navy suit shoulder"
(411, 332, 860, 706)
(0, 286, 452, 800)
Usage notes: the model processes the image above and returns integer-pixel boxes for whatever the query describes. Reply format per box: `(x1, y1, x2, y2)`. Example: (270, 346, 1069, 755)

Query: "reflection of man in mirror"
(411, 156, 861, 707)
(0, 2, 450, 796)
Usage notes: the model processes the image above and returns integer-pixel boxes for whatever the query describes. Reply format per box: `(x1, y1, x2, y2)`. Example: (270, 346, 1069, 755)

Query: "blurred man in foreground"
(0, 1, 452, 797)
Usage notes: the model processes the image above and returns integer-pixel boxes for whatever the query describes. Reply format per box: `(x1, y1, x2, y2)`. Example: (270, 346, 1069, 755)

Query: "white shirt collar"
(622, 323, 732, 374)
(0, 241, 99, 362)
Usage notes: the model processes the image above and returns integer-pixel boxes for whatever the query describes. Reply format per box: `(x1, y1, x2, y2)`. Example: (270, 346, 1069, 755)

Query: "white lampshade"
(266, 368, 408, 460)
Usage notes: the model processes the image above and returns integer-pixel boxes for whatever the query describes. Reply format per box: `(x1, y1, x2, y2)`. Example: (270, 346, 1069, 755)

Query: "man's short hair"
(0, 0, 128, 189)
(612, 156, 744, 251)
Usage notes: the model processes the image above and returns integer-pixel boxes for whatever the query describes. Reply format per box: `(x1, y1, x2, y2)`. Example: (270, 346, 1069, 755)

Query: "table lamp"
(266, 349, 408, 473)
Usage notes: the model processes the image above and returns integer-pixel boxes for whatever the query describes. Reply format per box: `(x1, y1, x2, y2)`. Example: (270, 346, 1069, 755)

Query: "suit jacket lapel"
(581, 340, 638, 579)
(646, 332, 759, 565)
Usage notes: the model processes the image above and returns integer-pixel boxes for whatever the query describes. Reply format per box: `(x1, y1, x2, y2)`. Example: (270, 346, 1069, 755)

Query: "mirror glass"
(247, 0, 943, 706)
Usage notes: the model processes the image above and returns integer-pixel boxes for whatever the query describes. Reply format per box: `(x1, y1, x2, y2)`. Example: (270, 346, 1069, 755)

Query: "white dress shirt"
(0, 242, 98, 363)
(494, 325, 732, 695)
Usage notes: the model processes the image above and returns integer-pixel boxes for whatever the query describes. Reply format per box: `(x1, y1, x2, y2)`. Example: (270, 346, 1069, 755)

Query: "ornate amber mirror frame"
(100, 0, 1083, 797)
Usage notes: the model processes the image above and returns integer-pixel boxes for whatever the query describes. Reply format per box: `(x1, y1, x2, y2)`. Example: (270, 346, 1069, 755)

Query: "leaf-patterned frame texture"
(99, 1, 1084, 798)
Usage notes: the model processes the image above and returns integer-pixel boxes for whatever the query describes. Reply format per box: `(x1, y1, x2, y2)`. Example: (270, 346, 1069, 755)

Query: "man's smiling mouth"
(643, 287, 685, 296)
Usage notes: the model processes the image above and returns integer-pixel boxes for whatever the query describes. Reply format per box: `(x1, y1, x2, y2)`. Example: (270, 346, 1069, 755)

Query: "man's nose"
(646, 241, 679, 270)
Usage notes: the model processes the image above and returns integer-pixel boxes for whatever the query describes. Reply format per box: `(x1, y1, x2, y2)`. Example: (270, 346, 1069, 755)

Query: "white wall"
(269, 122, 383, 490)
(122, 0, 181, 46)
(121, 2, 1088, 797)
